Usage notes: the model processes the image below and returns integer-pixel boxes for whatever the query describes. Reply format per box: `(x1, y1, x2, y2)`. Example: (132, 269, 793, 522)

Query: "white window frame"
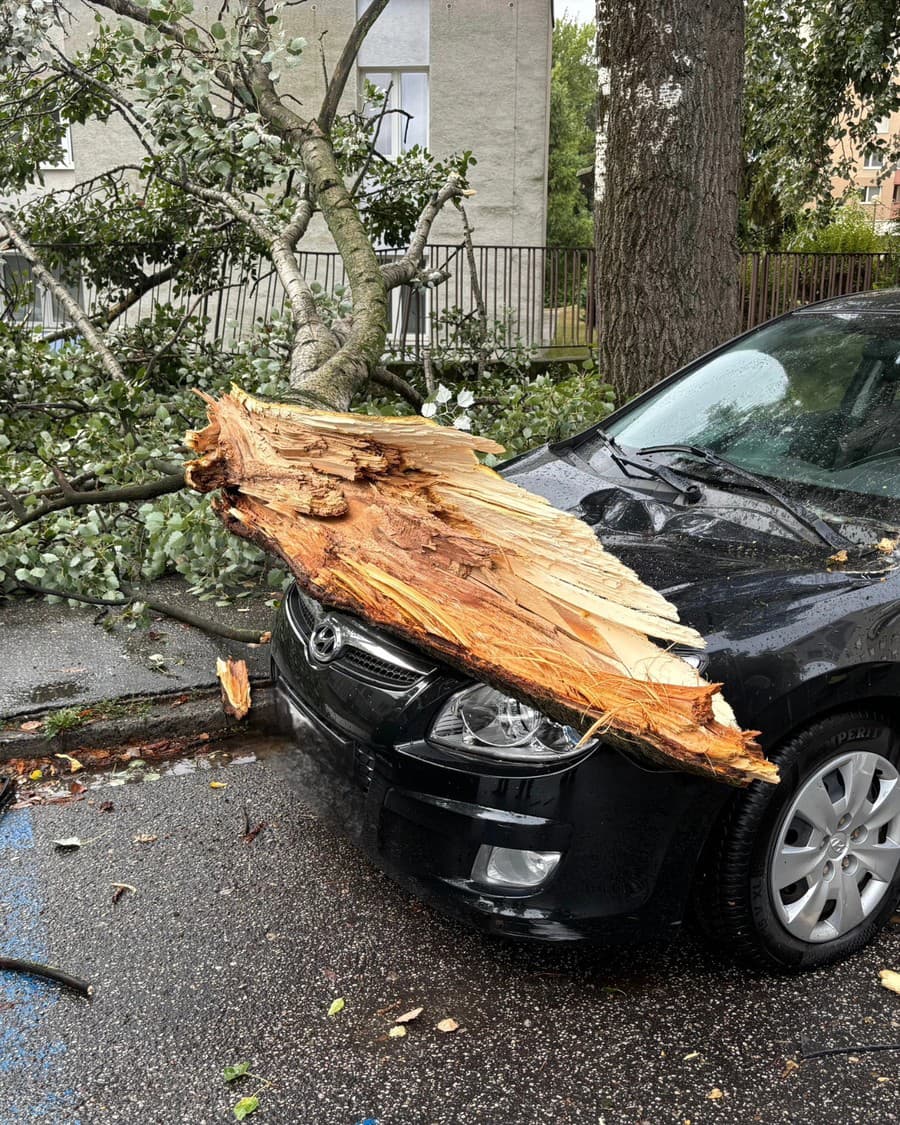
(863, 150, 884, 170)
(861, 185, 882, 204)
(359, 68, 429, 159)
(875, 116, 892, 134)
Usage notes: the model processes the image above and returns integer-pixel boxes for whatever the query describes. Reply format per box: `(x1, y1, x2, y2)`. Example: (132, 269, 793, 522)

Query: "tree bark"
(184, 388, 775, 786)
(595, 0, 744, 402)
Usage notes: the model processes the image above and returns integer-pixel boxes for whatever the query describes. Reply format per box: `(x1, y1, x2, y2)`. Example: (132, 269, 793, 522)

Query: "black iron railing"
(3, 244, 900, 355)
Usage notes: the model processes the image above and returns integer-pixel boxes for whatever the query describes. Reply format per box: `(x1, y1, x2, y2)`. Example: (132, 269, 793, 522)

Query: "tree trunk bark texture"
(185, 389, 776, 785)
(596, 0, 744, 402)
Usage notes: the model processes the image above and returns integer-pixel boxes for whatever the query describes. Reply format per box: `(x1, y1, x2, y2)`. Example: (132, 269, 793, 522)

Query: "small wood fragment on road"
(217, 657, 251, 720)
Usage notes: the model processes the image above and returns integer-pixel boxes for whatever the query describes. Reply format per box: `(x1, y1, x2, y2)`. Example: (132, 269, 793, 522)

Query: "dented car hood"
(502, 442, 897, 644)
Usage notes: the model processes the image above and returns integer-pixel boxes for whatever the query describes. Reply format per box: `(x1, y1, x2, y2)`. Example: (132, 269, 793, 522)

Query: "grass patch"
(43, 707, 88, 738)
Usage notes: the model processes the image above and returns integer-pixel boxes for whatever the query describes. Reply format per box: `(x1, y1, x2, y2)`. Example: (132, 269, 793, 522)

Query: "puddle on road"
(27, 680, 85, 705)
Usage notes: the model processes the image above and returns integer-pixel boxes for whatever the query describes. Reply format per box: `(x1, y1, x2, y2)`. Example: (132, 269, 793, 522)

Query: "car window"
(600, 314, 900, 505)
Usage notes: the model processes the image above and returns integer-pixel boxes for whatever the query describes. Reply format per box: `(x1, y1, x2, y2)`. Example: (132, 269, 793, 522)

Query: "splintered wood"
(216, 657, 251, 720)
(187, 389, 776, 785)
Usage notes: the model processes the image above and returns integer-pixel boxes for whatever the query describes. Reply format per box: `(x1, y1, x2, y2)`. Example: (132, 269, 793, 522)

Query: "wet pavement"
(2, 738, 900, 1124)
(0, 579, 273, 719)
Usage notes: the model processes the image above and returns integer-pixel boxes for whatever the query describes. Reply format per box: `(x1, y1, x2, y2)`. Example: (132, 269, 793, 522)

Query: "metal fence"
(3, 245, 900, 356)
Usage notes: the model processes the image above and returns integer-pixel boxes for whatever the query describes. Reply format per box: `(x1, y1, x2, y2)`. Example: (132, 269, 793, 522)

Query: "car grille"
(286, 586, 424, 691)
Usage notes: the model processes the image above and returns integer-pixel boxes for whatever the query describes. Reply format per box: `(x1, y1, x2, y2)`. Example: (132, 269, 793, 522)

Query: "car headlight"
(429, 684, 597, 762)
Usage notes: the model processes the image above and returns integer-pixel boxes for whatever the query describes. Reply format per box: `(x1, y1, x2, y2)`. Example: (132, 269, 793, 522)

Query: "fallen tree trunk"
(185, 388, 777, 786)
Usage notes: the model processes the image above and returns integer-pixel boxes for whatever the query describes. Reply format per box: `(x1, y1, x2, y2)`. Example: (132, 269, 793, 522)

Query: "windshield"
(600, 313, 900, 508)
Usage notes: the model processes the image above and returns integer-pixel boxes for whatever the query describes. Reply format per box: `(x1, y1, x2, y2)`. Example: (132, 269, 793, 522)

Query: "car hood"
(501, 443, 890, 640)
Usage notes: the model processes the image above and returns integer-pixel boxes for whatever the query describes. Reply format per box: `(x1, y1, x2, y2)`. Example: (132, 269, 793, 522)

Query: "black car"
(272, 291, 900, 971)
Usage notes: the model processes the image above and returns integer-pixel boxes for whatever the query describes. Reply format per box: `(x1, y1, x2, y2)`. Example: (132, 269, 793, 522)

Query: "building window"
(360, 70, 429, 157)
(863, 150, 884, 169)
(875, 116, 892, 134)
(0, 253, 79, 330)
(357, 0, 429, 158)
(861, 185, 882, 204)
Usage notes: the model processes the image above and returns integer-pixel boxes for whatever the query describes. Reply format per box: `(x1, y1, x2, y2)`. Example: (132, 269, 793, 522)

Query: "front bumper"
(271, 593, 732, 941)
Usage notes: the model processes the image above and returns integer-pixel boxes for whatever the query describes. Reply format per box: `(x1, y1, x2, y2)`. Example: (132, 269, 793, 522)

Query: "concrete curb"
(0, 681, 277, 762)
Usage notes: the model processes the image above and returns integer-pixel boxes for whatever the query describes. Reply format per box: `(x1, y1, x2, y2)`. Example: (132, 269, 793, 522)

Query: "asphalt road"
(2, 739, 900, 1125)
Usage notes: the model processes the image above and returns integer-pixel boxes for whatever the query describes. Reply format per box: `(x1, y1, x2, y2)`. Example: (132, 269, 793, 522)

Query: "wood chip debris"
(216, 656, 251, 719)
(879, 968, 900, 994)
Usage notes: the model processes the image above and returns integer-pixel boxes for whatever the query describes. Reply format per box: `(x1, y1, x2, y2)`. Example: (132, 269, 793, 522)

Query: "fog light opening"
(472, 845, 562, 889)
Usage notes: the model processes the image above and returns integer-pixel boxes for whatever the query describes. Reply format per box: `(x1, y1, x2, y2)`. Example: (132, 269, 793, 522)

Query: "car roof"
(793, 289, 900, 316)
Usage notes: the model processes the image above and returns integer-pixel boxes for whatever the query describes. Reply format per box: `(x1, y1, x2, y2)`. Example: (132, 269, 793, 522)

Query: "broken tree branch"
(318, 0, 390, 133)
(0, 472, 186, 533)
(370, 366, 424, 409)
(0, 213, 127, 385)
(381, 178, 466, 290)
(13, 580, 272, 645)
(184, 389, 776, 785)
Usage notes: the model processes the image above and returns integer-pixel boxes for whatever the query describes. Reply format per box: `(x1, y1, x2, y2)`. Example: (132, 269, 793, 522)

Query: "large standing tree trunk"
(595, 0, 744, 402)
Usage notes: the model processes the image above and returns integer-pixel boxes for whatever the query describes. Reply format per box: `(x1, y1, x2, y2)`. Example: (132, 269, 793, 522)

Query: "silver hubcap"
(769, 750, 900, 944)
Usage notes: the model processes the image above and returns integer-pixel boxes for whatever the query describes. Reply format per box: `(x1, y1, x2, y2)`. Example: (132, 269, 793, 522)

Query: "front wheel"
(695, 711, 900, 970)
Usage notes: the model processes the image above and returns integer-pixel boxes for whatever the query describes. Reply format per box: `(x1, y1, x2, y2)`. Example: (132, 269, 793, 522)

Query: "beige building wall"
(25, 0, 551, 248)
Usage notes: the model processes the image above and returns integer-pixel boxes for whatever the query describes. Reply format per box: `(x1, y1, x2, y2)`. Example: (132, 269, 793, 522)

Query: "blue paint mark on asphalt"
(0, 809, 79, 1122)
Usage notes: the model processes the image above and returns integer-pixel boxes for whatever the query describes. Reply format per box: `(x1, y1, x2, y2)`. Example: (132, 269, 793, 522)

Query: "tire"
(694, 710, 900, 971)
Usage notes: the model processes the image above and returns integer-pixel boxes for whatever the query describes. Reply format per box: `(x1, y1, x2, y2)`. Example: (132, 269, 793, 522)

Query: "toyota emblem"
(309, 619, 344, 663)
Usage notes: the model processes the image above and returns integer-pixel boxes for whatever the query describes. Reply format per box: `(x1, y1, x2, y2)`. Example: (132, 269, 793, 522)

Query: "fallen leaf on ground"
(223, 1062, 251, 1083)
(54, 753, 84, 773)
(435, 1018, 459, 1033)
(876, 537, 898, 555)
(233, 1095, 259, 1120)
(827, 549, 848, 567)
(29, 769, 42, 781)
(781, 1059, 799, 1079)
(210, 781, 228, 789)
(388, 1025, 407, 1038)
(707, 1088, 723, 1101)
(683, 1051, 700, 1061)
(69, 780, 87, 795)
(132, 833, 158, 844)
(880, 969, 900, 994)
(327, 997, 345, 1017)
(19, 721, 42, 732)
(242, 821, 267, 844)
(53, 837, 86, 850)
(396, 1006, 424, 1024)
(98, 801, 114, 812)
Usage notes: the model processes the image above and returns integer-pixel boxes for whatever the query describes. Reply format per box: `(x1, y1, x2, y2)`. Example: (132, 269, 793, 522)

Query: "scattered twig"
(0, 957, 93, 999)
(12, 581, 271, 645)
(801, 1040, 900, 1060)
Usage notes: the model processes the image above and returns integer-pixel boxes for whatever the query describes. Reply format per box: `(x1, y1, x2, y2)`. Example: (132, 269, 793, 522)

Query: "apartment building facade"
(6, 0, 552, 344)
(29, 0, 551, 246)
(830, 110, 900, 228)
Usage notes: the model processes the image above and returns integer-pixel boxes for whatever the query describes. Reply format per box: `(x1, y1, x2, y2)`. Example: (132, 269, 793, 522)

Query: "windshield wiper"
(593, 432, 703, 504)
(636, 444, 851, 550)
